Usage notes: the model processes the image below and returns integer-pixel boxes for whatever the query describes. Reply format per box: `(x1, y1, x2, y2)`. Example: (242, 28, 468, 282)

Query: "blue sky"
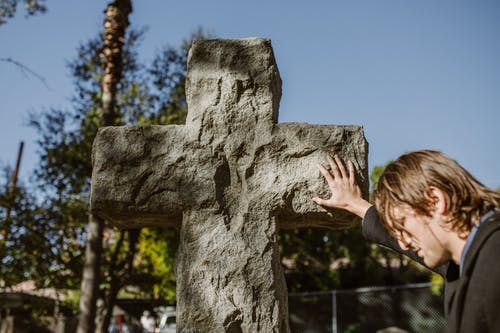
(1, 0, 499, 188)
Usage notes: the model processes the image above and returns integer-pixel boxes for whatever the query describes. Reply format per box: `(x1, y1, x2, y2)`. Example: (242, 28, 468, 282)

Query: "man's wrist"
(346, 199, 372, 218)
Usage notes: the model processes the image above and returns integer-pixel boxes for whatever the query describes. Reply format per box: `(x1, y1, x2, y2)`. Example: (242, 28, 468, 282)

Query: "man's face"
(389, 205, 451, 269)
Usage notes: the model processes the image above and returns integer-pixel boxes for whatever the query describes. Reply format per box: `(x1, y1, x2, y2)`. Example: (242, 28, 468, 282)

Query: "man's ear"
(428, 186, 446, 214)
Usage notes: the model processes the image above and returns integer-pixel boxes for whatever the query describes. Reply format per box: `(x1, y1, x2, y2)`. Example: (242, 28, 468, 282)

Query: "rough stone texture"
(90, 38, 368, 333)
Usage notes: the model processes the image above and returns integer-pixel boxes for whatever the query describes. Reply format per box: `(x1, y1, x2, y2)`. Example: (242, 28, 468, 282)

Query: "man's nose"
(397, 238, 410, 250)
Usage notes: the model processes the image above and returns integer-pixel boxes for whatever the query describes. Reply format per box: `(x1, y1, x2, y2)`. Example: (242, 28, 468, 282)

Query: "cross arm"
(90, 125, 220, 228)
(248, 122, 369, 229)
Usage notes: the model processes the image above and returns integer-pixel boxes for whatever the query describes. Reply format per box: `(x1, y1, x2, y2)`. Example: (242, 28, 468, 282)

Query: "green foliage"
(369, 161, 391, 201)
(0, 166, 86, 289)
(430, 272, 444, 295)
(0, 0, 47, 25)
(61, 289, 81, 312)
(343, 323, 361, 333)
(279, 226, 371, 291)
(134, 228, 179, 303)
(1, 28, 212, 300)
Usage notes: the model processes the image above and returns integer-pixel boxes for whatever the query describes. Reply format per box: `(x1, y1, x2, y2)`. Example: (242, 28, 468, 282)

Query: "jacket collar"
(443, 211, 500, 332)
(461, 211, 500, 278)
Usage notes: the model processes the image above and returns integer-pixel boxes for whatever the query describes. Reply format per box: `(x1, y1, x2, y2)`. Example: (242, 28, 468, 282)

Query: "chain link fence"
(288, 282, 445, 333)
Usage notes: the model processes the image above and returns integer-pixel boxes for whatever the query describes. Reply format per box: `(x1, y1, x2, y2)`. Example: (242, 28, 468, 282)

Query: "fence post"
(331, 290, 337, 333)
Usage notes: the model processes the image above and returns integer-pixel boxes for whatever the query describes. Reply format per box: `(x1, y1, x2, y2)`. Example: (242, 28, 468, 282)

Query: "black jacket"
(362, 206, 500, 333)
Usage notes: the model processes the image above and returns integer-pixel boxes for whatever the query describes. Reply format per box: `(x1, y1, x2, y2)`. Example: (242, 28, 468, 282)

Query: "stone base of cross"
(91, 38, 368, 332)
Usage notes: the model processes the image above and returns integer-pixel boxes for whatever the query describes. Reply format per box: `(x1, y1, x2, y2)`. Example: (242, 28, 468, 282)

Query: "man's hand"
(312, 154, 372, 218)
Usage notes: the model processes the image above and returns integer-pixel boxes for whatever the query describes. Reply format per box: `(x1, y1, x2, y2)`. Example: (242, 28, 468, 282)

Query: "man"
(140, 310, 156, 333)
(312, 150, 500, 333)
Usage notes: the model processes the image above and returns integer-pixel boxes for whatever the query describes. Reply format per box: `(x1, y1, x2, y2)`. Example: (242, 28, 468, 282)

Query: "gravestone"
(90, 38, 368, 333)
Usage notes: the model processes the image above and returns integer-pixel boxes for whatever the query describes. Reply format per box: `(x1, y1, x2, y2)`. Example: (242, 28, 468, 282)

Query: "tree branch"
(1, 57, 51, 90)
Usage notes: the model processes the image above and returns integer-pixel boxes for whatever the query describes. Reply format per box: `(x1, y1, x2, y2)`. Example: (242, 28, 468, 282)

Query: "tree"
(135, 228, 179, 302)
(23, 15, 208, 333)
(0, 160, 87, 292)
(77, 1, 132, 332)
(0, 0, 47, 25)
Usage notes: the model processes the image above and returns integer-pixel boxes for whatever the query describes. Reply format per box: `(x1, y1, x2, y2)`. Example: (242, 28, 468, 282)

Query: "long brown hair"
(374, 150, 500, 235)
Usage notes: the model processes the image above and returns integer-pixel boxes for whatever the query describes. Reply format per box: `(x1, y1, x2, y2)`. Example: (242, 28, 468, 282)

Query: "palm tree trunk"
(77, 214, 104, 333)
(76, 1, 132, 332)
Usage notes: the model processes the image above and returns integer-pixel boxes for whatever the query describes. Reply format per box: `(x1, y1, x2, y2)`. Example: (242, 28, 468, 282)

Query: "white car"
(156, 306, 176, 333)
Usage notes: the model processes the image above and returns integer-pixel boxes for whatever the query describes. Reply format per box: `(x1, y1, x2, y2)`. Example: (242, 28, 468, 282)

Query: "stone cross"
(90, 38, 368, 333)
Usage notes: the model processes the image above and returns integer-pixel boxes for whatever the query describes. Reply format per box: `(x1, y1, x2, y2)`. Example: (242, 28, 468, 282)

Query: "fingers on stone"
(334, 154, 348, 179)
(348, 160, 356, 185)
(327, 155, 341, 179)
(318, 163, 335, 185)
(312, 197, 326, 206)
